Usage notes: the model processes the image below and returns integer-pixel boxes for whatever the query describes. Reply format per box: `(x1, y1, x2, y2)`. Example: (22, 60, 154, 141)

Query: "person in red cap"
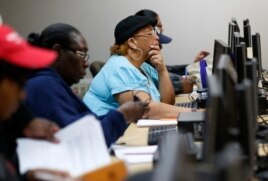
(0, 24, 74, 181)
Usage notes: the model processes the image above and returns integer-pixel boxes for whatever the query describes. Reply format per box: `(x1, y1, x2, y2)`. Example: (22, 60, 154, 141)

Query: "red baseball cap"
(0, 24, 57, 69)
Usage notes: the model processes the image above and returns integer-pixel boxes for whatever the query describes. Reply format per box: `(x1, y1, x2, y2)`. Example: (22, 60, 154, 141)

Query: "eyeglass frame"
(64, 47, 90, 61)
(132, 27, 160, 38)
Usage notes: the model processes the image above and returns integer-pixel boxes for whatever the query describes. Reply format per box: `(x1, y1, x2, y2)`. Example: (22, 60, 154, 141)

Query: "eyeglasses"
(65, 48, 90, 61)
(133, 28, 160, 38)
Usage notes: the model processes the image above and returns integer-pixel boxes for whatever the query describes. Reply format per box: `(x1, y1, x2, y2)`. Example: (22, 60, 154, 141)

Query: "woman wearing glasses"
(24, 23, 148, 146)
(83, 15, 195, 119)
(136, 9, 210, 94)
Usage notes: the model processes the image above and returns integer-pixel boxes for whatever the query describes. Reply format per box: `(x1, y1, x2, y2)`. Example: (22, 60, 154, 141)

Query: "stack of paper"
(112, 145, 158, 164)
(17, 115, 111, 177)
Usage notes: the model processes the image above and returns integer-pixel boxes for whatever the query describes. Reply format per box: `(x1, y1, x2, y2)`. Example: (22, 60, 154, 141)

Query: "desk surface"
(116, 123, 148, 146)
(116, 94, 268, 177)
(115, 94, 192, 175)
(117, 94, 192, 146)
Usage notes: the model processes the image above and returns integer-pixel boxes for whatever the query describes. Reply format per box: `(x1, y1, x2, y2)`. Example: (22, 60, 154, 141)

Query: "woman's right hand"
(148, 45, 166, 71)
(117, 101, 150, 124)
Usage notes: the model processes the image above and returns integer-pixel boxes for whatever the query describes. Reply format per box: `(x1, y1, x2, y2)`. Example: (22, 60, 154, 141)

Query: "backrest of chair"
(89, 61, 105, 77)
(166, 64, 188, 76)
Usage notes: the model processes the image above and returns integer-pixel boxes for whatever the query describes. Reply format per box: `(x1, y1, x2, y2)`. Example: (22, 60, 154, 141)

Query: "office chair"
(166, 64, 188, 76)
(89, 61, 105, 77)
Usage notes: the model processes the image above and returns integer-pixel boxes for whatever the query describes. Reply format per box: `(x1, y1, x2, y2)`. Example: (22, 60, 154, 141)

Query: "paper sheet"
(17, 115, 111, 177)
(137, 119, 177, 127)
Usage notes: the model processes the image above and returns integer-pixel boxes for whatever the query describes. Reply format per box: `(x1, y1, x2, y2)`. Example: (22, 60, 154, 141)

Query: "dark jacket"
(25, 68, 127, 146)
(0, 103, 34, 181)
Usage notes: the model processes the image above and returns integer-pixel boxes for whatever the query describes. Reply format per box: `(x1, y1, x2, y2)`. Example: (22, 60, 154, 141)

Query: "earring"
(130, 48, 143, 61)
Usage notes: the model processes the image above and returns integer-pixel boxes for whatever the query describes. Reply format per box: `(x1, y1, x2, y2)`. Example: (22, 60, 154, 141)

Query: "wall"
(1, 0, 267, 75)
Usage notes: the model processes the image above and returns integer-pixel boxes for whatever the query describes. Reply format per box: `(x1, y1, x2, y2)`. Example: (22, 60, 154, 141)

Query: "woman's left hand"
(23, 118, 60, 143)
(194, 51, 210, 62)
(148, 45, 166, 71)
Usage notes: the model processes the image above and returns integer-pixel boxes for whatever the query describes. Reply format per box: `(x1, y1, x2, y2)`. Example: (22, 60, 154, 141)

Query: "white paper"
(17, 115, 111, 177)
(113, 145, 158, 164)
(137, 119, 177, 127)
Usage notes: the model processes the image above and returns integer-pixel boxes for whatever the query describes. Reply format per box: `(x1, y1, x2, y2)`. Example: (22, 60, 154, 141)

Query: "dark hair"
(27, 23, 80, 49)
(0, 60, 32, 87)
(135, 9, 158, 19)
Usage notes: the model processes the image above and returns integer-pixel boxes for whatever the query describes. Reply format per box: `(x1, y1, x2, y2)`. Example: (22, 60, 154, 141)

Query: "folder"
(79, 160, 127, 181)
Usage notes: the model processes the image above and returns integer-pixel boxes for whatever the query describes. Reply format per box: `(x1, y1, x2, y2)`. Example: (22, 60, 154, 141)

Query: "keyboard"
(148, 125, 177, 145)
(175, 101, 199, 108)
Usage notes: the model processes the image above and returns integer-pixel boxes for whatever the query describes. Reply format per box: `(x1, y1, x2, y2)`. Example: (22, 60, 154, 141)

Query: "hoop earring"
(131, 48, 143, 61)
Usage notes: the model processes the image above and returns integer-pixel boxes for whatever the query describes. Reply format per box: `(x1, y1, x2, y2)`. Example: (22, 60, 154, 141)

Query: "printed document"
(17, 115, 111, 177)
(137, 119, 177, 127)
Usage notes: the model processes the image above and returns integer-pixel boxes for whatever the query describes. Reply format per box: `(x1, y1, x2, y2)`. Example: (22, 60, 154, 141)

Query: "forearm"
(158, 68, 175, 104)
(145, 101, 191, 119)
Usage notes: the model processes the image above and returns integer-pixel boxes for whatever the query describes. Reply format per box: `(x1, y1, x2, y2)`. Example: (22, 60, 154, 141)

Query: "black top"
(0, 103, 34, 181)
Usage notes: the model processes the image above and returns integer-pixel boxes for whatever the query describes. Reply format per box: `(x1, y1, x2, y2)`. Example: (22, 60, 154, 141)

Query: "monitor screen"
(212, 39, 231, 73)
(246, 58, 258, 123)
(216, 55, 238, 129)
(243, 19, 252, 48)
(234, 42, 247, 83)
(229, 18, 241, 54)
(202, 74, 223, 162)
(252, 33, 263, 81)
(152, 134, 194, 181)
(235, 79, 255, 178)
(203, 55, 238, 162)
(231, 17, 240, 32)
(228, 22, 236, 51)
(233, 32, 242, 48)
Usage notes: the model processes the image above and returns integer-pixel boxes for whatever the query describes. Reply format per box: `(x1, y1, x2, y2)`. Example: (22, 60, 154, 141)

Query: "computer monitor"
(235, 79, 255, 179)
(215, 54, 238, 132)
(252, 33, 263, 81)
(212, 39, 231, 73)
(234, 42, 247, 83)
(243, 19, 252, 48)
(229, 18, 241, 54)
(231, 17, 240, 33)
(246, 58, 258, 126)
(228, 22, 236, 51)
(203, 55, 238, 162)
(202, 74, 224, 162)
(152, 134, 195, 181)
(233, 32, 242, 47)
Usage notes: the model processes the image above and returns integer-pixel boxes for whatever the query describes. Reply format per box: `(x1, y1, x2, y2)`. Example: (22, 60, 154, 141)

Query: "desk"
(116, 97, 268, 178)
(175, 93, 192, 103)
(116, 123, 148, 146)
(115, 124, 151, 175)
(117, 94, 192, 146)
(115, 94, 192, 175)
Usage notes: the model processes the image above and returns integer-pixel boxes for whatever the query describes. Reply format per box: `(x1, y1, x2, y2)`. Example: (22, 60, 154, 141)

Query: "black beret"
(114, 15, 157, 44)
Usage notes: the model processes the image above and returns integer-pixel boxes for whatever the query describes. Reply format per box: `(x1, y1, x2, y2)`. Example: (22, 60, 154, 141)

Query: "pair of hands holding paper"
(23, 101, 148, 181)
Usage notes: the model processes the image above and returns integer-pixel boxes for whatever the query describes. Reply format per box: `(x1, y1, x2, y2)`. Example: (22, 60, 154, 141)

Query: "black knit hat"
(114, 15, 157, 44)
